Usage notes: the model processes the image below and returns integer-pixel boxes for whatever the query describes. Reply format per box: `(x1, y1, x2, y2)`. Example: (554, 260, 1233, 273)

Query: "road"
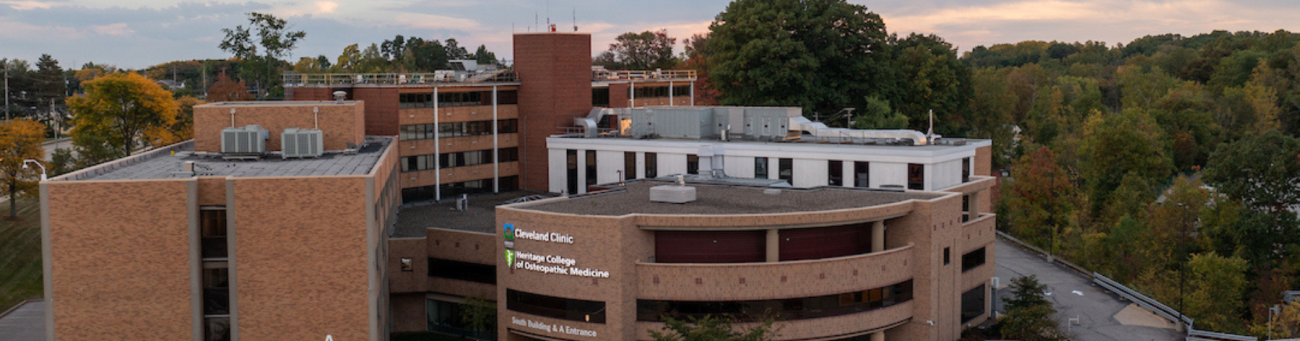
(994, 237, 1183, 341)
(0, 300, 43, 341)
(42, 138, 71, 161)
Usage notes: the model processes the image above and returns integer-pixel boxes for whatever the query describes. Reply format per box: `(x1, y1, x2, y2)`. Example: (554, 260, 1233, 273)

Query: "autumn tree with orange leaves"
(0, 119, 47, 219)
(206, 72, 253, 102)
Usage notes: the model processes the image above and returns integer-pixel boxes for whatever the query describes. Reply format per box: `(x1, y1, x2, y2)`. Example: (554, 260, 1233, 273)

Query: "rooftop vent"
(281, 128, 324, 158)
(650, 175, 696, 204)
(333, 91, 347, 104)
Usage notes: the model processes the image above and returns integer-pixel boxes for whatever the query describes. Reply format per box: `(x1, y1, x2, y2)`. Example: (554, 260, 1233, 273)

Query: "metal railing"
(592, 69, 696, 81)
(996, 231, 1260, 341)
(283, 70, 518, 87)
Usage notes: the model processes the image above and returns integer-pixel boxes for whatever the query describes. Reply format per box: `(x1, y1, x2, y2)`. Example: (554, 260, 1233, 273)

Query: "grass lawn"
(0, 199, 43, 312)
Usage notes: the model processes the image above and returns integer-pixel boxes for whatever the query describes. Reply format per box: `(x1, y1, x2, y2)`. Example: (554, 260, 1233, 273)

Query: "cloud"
(0, 0, 54, 10)
(392, 13, 482, 31)
(91, 23, 134, 36)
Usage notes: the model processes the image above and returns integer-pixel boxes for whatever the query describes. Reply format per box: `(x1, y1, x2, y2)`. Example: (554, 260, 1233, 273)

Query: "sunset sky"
(2, 0, 1299, 69)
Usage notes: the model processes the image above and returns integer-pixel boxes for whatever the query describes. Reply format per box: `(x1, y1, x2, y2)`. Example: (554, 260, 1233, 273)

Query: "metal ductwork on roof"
(787, 116, 935, 146)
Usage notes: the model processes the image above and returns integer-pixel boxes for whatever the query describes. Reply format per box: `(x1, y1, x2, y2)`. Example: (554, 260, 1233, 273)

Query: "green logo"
(504, 223, 515, 240)
(505, 250, 515, 267)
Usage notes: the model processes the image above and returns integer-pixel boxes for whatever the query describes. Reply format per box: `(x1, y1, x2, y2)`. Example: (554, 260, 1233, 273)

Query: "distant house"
(156, 79, 185, 90)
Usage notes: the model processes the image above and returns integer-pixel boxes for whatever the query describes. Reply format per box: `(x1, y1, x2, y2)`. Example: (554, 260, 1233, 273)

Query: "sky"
(2, 0, 1300, 70)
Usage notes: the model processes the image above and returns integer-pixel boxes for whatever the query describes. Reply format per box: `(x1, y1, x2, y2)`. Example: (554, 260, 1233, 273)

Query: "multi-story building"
(41, 31, 996, 341)
(285, 33, 698, 203)
(42, 101, 400, 341)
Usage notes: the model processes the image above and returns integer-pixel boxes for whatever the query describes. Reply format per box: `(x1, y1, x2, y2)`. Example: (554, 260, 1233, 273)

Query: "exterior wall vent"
(221, 125, 268, 159)
(281, 127, 324, 158)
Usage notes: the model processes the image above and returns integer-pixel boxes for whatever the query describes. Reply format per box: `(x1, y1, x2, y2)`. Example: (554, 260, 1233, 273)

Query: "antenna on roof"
(926, 109, 935, 142)
(573, 7, 578, 32)
(546, 0, 550, 29)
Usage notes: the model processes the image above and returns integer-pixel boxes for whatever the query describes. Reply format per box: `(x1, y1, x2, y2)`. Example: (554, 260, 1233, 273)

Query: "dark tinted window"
(755, 157, 768, 179)
(638, 280, 913, 322)
(507, 289, 606, 324)
(585, 150, 597, 186)
(962, 157, 971, 183)
(624, 152, 636, 180)
(201, 209, 227, 259)
(645, 152, 657, 178)
(828, 160, 843, 186)
(779, 158, 793, 184)
(687, 154, 699, 175)
(854, 161, 869, 188)
(961, 284, 986, 323)
(908, 163, 924, 190)
(962, 247, 986, 272)
(429, 258, 496, 284)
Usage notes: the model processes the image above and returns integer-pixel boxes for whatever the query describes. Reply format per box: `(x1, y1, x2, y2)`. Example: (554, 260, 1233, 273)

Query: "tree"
(34, 54, 66, 105)
(1003, 146, 1075, 247)
(1079, 109, 1173, 214)
(444, 38, 470, 60)
(66, 72, 177, 162)
(892, 33, 972, 134)
(649, 316, 775, 341)
(1184, 252, 1250, 333)
(999, 275, 1068, 341)
(708, 0, 891, 115)
(1202, 129, 1300, 212)
(967, 67, 1020, 168)
(852, 96, 908, 129)
(404, 37, 448, 72)
(460, 296, 496, 334)
(472, 45, 498, 66)
(601, 29, 679, 70)
(334, 44, 361, 72)
(681, 33, 720, 106)
(219, 12, 306, 99)
(206, 72, 253, 102)
(148, 96, 201, 147)
(0, 119, 47, 220)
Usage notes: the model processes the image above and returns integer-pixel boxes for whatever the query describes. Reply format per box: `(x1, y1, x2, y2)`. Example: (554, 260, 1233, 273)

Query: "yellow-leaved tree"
(67, 72, 177, 165)
(147, 95, 202, 147)
(0, 119, 48, 219)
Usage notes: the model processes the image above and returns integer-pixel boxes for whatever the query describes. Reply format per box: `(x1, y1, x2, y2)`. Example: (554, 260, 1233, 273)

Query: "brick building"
(42, 31, 995, 341)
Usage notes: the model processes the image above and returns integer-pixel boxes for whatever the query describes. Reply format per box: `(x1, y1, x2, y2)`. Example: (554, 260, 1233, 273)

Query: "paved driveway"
(0, 300, 43, 341)
(994, 238, 1182, 341)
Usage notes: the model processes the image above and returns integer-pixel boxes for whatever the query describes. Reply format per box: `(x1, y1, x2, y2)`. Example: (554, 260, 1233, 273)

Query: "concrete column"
(434, 87, 440, 201)
(630, 82, 635, 108)
(872, 221, 885, 252)
(690, 80, 695, 106)
(870, 331, 884, 341)
(493, 86, 499, 193)
(970, 190, 982, 216)
(669, 80, 674, 106)
(766, 229, 780, 262)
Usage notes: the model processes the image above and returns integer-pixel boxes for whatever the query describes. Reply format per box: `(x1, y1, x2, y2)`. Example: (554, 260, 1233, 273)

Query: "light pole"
(1269, 305, 1280, 341)
(23, 159, 46, 181)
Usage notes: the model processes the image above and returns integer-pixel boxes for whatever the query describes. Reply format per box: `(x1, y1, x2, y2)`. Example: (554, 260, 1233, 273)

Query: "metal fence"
(995, 231, 1261, 341)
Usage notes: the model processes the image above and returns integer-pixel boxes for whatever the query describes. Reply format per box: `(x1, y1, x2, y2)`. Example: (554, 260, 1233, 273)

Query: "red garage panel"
(655, 230, 766, 263)
(779, 224, 871, 261)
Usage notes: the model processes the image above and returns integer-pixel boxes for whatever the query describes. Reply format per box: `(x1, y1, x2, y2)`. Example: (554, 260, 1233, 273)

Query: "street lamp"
(22, 159, 46, 181)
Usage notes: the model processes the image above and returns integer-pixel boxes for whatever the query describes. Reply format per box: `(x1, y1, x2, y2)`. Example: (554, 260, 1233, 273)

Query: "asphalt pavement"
(994, 238, 1182, 341)
(0, 300, 43, 341)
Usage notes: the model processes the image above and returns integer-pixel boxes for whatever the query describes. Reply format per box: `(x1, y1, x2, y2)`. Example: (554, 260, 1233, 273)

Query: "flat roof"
(393, 191, 557, 237)
(548, 136, 989, 158)
(516, 180, 940, 216)
(197, 101, 360, 107)
(61, 137, 391, 181)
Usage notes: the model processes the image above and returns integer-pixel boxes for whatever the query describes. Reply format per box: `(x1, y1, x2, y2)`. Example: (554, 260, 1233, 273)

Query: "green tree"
(965, 68, 1019, 168)
(34, 54, 66, 107)
(852, 96, 908, 130)
(66, 73, 177, 163)
(219, 12, 306, 99)
(444, 38, 470, 60)
(460, 296, 496, 334)
(1079, 109, 1173, 214)
(472, 45, 498, 66)
(0, 119, 47, 219)
(892, 33, 972, 134)
(334, 44, 361, 72)
(1202, 129, 1300, 212)
(708, 0, 890, 115)
(1185, 252, 1250, 333)
(599, 29, 679, 70)
(649, 316, 775, 341)
(999, 275, 1067, 341)
(1002, 146, 1074, 247)
(404, 37, 448, 72)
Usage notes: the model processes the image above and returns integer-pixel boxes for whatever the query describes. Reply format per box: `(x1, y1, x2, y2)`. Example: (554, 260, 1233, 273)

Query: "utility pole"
(50, 98, 58, 141)
(4, 63, 9, 120)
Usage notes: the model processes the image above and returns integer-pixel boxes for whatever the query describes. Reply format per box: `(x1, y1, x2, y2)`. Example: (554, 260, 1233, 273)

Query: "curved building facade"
(494, 178, 996, 341)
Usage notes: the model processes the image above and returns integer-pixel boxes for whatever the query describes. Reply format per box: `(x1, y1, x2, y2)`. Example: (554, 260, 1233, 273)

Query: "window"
(854, 161, 869, 188)
(828, 160, 843, 186)
(592, 88, 610, 107)
(637, 280, 913, 322)
(672, 85, 690, 97)
(497, 90, 518, 105)
(962, 195, 971, 223)
(908, 163, 924, 190)
(567, 150, 579, 194)
(645, 153, 658, 178)
(778, 158, 793, 184)
(507, 289, 606, 324)
(202, 260, 231, 341)
(429, 258, 496, 284)
(962, 247, 986, 272)
(400, 258, 413, 272)
(400, 119, 518, 141)
(624, 152, 636, 181)
(585, 150, 597, 187)
(399, 93, 434, 109)
(754, 157, 769, 179)
(961, 285, 986, 323)
(499, 148, 519, 163)
(200, 209, 227, 259)
(687, 154, 699, 175)
(205, 316, 231, 341)
(437, 91, 490, 107)
(944, 247, 951, 265)
(962, 157, 971, 183)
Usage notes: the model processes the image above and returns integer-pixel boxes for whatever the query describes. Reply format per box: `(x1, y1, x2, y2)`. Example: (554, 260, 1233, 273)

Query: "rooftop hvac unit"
(221, 125, 268, 158)
(281, 128, 324, 158)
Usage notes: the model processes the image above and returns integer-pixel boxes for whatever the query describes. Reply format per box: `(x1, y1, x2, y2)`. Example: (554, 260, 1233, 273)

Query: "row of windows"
(401, 148, 519, 173)
(398, 90, 519, 109)
(962, 247, 987, 272)
(636, 280, 913, 322)
(399, 119, 518, 141)
(429, 258, 495, 284)
(200, 208, 231, 341)
(401, 176, 520, 203)
(630, 85, 690, 98)
(506, 289, 607, 324)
